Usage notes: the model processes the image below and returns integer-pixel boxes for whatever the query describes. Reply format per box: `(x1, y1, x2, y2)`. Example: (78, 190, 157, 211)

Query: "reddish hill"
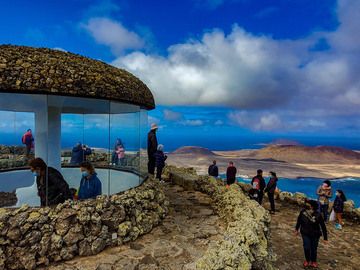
(172, 146, 216, 156)
(252, 145, 360, 164)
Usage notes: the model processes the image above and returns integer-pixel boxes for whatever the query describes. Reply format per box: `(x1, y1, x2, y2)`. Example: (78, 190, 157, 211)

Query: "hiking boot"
(335, 223, 342, 230)
(310, 262, 318, 268)
(303, 261, 310, 267)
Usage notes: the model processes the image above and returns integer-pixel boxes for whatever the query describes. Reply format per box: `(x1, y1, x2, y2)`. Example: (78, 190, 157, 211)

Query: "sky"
(0, 0, 360, 150)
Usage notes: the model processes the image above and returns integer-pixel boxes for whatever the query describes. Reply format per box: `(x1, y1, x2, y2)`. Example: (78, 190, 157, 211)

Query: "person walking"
(22, 129, 34, 158)
(333, 189, 346, 229)
(147, 123, 158, 175)
(226, 161, 237, 186)
(154, 144, 167, 182)
(208, 160, 219, 178)
(77, 162, 102, 200)
(115, 144, 126, 166)
(251, 169, 266, 204)
(29, 157, 71, 207)
(265, 171, 278, 214)
(295, 199, 328, 268)
(317, 180, 332, 221)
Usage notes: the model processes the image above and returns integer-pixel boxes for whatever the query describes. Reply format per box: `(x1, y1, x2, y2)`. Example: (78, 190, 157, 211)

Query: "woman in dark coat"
(30, 158, 71, 207)
(295, 199, 328, 268)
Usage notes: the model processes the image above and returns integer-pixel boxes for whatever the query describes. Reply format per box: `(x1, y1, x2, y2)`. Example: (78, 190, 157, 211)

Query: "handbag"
(329, 209, 336, 222)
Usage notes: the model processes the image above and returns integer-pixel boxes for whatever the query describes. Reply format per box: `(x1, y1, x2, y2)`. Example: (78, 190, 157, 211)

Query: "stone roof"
(0, 45, 155, 109)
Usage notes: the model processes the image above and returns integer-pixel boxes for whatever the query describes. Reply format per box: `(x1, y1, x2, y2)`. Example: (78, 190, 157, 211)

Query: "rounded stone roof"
(0, 45, 155, 109)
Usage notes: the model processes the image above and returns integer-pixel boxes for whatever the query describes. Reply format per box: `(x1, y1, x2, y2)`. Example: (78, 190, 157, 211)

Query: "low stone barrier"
(0, 178, 168, 270)
(237, 182, 360, 222)
(164, 166, 275, 270)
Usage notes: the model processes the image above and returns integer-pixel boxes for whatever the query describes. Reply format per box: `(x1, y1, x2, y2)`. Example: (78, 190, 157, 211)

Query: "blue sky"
(1, 0, 360, 150)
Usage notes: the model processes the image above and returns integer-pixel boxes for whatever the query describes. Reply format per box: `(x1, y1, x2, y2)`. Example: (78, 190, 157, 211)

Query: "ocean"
(236, 176, 360, 208)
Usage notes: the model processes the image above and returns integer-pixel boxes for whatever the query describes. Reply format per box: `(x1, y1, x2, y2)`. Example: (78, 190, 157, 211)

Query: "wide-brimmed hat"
(151, 123, 158, 130)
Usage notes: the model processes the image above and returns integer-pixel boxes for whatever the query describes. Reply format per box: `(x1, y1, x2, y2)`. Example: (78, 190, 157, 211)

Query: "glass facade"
(0, 93, 148, 208)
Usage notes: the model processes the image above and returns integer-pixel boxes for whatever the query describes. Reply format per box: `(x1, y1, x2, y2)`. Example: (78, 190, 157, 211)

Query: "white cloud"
(110, 0, 360, 121)
(83, 17, 144, 55)
(181, 120, 204, 126)
(228, 111, 327, 131)
(215, 120, 224, 126)
(163, 109, 183, 121)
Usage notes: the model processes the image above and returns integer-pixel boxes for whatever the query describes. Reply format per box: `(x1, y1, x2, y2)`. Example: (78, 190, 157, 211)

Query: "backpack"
(22, 134, 26, 144)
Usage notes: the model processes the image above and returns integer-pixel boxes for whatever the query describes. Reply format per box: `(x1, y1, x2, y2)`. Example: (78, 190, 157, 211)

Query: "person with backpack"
(22, 129, 34, 158)
(333, 189, 346, 229)
(265, 171, 278, 214)
(208, 160, 219, 178)
(295, 199, 328, 268)
(154, 144, 167, 182)
(317, 180, 332, 221)
(29, 157, 71, 207)
(251, 169, 266, 204)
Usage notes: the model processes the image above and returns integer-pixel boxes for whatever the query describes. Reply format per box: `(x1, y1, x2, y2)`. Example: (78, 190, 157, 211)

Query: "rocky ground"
(42, 183, 225, 270)
(41, 183, 360, 270)
(266, 200, 360, 270)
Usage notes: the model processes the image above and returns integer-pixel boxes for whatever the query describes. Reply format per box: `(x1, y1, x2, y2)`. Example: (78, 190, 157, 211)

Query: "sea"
(236, 176, 360, 208)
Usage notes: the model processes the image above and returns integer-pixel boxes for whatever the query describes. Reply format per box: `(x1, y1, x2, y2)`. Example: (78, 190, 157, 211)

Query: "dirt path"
(43, 184, 225, 270)
(266, 201, 360, 270)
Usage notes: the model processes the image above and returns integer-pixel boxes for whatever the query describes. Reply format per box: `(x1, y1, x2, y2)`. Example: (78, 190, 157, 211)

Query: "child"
(333, 189, 346, 229)
(154, 144, 167, 182)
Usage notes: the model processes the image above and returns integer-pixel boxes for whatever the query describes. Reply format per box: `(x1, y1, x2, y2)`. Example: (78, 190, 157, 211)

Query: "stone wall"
(237, 182, 360, 222)
(0, 178, 168, 270)
(163, 166, 276, 270)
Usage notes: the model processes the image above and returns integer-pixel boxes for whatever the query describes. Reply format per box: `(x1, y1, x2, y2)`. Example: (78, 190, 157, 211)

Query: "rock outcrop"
(164, 166, 275, 270)
(0, 178, 168, 270)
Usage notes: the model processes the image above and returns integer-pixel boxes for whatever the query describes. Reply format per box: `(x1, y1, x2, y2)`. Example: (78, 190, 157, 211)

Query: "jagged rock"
(63, 224, 84, 245)
(91, 237, 106, 254)
(118, 221, 132, 237)
(78, 239, 92, 256)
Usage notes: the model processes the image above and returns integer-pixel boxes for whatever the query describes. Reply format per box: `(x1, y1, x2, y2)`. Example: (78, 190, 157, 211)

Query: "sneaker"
(310, 262, 318, 268)
(303, 261, 310, 267)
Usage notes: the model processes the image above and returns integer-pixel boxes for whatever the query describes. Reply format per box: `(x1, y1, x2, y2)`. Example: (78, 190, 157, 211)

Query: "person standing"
(251, 169, 266, 204)
(22, 129, 34, 158)
(111, 138, 123, 165)
(265, 171, 278, 214)
(77, 162, 102, 200)
(154, 144, 167, 182)
(29, 157, 71, 207)
(147, 123, 158, 175)
(226, 161, 237, 186)
(295, 199, 328, 268)
(208, 160, 219, 178)
(333, 189, 346, 229)
(317, 180, 332, 221)
(70, 142, 92, 165)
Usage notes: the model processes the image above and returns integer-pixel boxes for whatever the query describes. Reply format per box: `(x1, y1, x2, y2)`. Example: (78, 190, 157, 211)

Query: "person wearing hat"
(295, 199, 328, 268)
(147, 123, 158, 174)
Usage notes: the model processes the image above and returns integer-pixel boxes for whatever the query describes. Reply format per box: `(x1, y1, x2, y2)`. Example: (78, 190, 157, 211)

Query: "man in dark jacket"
(295, 199, 328, 268)
(226, 161, 237, 185)
(70, 142, 92, 165)
(265, 171, 278, 214)
(208, 160, 219, 178)
(251, 169, 266, 204)
(29, 158, 71, 207)
(147, 123, 158, 174)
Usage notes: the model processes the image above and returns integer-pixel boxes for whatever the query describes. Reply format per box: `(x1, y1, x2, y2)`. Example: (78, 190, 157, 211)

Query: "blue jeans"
(320, 204, 329, 221)
(302, 234, 320, 262)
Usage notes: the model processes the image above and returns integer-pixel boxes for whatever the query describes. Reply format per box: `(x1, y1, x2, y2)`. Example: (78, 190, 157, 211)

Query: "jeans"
(302, 234, 320, 262)
(320, 204, 329, 221)
(268, 192, 275, 211)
